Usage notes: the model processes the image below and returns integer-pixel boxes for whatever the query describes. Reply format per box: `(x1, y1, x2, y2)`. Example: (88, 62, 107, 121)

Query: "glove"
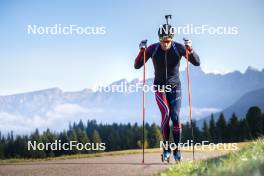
(183, 38, 193, 52)
(139, 40, 148, 49)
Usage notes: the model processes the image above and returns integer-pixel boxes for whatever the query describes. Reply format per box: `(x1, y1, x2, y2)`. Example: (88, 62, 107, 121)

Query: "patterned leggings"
(155, 86, 182, 146)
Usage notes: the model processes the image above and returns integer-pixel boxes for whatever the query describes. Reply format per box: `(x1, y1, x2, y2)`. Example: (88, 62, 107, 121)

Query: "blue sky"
(0, 0, 263, 95)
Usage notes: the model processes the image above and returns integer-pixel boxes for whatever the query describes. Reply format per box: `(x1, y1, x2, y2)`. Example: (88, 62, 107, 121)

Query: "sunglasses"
(160, 40, 171, 44)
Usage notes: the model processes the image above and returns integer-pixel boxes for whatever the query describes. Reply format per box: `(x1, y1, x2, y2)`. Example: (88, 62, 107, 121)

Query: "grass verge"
(159, 138, 264, 176)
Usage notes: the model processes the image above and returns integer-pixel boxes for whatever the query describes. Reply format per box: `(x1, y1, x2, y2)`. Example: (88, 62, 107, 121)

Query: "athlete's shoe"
(161, 150, 171, 163)
(173, 150, 182, 162)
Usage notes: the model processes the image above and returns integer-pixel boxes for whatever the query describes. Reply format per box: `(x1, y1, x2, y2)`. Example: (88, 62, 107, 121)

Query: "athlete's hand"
(183, 38, 193, 52)
(139, 40, 148, 49)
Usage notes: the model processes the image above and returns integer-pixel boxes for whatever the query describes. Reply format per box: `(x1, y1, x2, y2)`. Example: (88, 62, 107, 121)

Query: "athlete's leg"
(167, 86, 182, 161)
(155, 90, 171, 162)
(167, 87, 182, 146)
(155, 90, 170, 143)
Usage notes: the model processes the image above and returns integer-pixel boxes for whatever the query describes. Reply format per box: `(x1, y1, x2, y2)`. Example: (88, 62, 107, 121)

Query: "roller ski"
(161, 149, 171, 163)
(173, 149, 183, 163)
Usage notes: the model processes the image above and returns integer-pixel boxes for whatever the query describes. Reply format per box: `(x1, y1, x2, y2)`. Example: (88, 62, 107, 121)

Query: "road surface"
(0, 151, 225, 176)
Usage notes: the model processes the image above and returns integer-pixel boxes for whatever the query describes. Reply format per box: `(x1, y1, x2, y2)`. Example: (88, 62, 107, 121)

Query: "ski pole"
(141, 40, 147, 164)
(183, 38, 195, 160)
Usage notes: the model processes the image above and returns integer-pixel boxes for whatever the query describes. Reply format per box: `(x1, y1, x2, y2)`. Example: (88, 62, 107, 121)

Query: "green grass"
(159, 138, 264, 176)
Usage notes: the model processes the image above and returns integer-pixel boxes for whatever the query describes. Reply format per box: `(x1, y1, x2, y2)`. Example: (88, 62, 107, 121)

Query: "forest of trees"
(0, 106, 264, 159)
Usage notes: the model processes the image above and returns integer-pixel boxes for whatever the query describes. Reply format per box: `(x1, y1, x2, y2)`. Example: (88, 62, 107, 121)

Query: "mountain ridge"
(0, 66, 264, 134)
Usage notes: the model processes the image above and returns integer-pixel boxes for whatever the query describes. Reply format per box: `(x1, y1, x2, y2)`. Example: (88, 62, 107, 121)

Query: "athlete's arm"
(188, 50, 200, 66)
(134, 44, 155, 69)
(177, 43, 200, 66)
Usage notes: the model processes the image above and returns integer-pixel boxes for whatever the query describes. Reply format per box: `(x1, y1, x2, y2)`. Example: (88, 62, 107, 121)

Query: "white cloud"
(46, 103, 89, 118)
(0, 104, 222, 135)
(181, 106, 221, 122)
(0, 104, 104, 134)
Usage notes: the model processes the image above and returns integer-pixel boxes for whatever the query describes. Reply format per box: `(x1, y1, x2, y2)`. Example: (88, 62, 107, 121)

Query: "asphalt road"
(0, 151, 225, 176)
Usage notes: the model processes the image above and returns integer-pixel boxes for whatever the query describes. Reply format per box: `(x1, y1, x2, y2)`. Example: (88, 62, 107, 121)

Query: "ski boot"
(173, 149, 182, 162)
(161, 149, 171, 163)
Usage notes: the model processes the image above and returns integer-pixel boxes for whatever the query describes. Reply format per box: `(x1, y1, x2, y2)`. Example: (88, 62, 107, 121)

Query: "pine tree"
(108, 126, 120, 150)
(0, 132, 4, 159)
(68, 130, 78, 154)
(137, 126, 148, 149)
(209, 114, 217, 143)
(202, 121, 211, 142)
(182, 122, 191, 143)
(91, 130, 102, 143)
(216, 113, 228, 143)
(77, 120, 85, 131)
(238, 119, 250, 141)
(246, 106, 262, 139)
(41, 129, 57, 157)
(86, 120, 97, 138)
(13, 135, 28, 158)
(192, 121, 202, 143)
(262, 113, 264, 134)
(76, 128, 89, 153)
(91, 130, 102, 152)
(228, 113, 239, 142)
(123, 123, 133, 149)
(148, 123, 162, 148)
(29, 129, 46, 158)
(59, 131, 70, 155)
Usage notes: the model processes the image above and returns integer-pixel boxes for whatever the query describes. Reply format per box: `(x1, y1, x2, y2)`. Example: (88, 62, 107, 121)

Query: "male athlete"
(134, 16, 200, 162)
